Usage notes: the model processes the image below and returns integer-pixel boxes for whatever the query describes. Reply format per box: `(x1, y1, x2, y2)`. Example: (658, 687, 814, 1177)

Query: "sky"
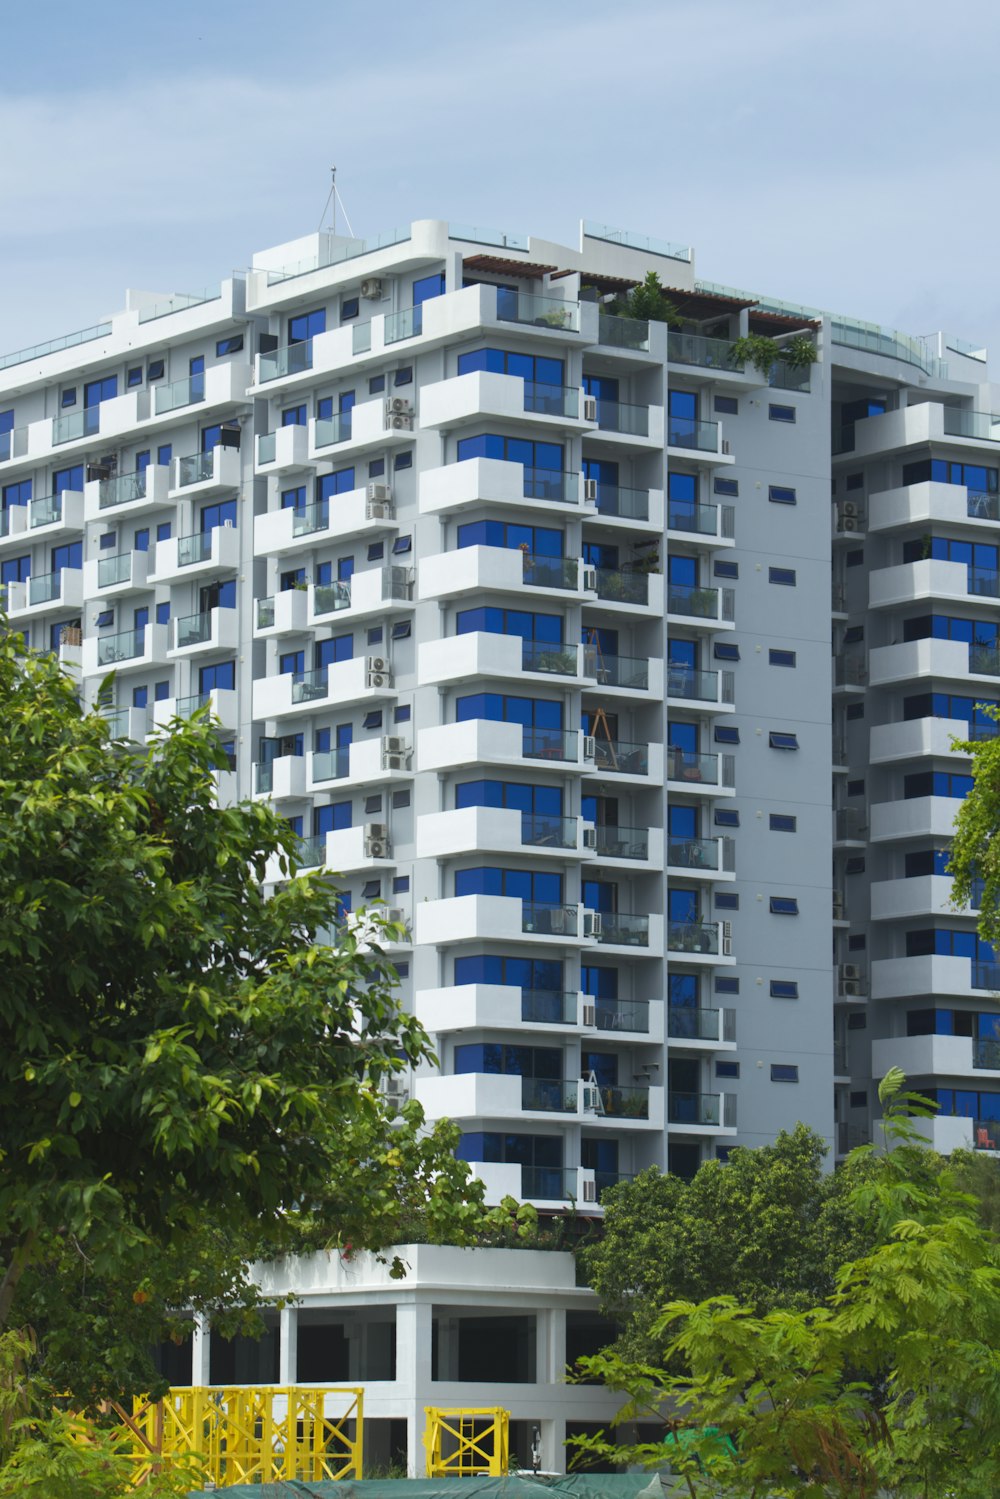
(3, 0, 1000, 370)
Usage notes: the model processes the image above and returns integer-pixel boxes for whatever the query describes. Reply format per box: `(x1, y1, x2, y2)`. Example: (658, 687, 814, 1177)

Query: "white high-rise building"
(2, 218, 994, 1472)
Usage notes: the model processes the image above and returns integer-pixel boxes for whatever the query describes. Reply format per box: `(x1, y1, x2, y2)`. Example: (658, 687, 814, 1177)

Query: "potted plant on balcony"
(728, 333, 780, 375)
(690, 587, 718, 617)
(780, 333, 818, 368)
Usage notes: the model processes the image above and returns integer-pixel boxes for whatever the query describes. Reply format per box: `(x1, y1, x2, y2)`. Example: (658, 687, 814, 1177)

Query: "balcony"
(834, 807, 868, 845)
(421, 371, 586, 434)
(667, 329, 740, 374)
(911, 1115, 1000, 1154)
(417, 719, 587, 776)
(419, 456, 585, 519)
(255, 424, 310, 473)
(417, 807, 583, 861)
(666, 499, 735, 546)
(591, 482, 665, 530)
(582, 644, 661, 696)
(169, 606, 239, 658)
(6, 567, 83, 619)
(152, 687, 238, 735)
(416, 983, 583, 1036)
(52, 405, 101, 446)
(667, 417, 731, 463)
(868, 637, 990, 690)
(23, 489, 85, 541)
(869, 716, 973, 766)
(307, 734, 412, 793)
(871, 1033, 1000, 1083)
(872, 954, 991, 1003)
(102, 705, 150, 742)
(418, 631, 582, 689)
(252, 753, 307, 801)
(589, 737, 660, 780)
(590, 824, 660, 866)
(82, 624, 169, 677)
(309, 564, 413, 626)
(867, 479, 999, 535)
(253, 486, 396, 559)
(666, 920, 723, 958)
(834, 653, 868, 689)
(309, 395, 413, 463)
(419, 544, 581, 602)
(84, 463, 171, 522)
(667, 1091, 736, 1131)
(667, 1005, 736, 1046)
(588, 567, 660, 613)
(593, 912, 662, 952)
(598, 313, 650, 353)
(666, 664, 734, 710)
(415, 894, 589, 949)
(868, 559, 970, 611)
(870, 874, 973, 922)
(170, 444, 241, 497)
(296, 823, 395, 876)
(257, 339, 316, 384)
(252, 654, 395, 722)
(585, 397, 662, 448)
(666, 835, 734, 877)
(253, 588, 310, 637)
(495, 290, 580, 334)
(84, 550, 150, 600)
(414, 1071, 580, 1127)
(666, 581, 734, 626)
(869, 796, 966, 842)
(584, 996, 654, 1036)
(666, 748, 736, 793)
(147, 524, 239, 585)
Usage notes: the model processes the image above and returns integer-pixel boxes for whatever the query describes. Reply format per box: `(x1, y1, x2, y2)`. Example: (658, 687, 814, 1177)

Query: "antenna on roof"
(318, 165, 356, 239)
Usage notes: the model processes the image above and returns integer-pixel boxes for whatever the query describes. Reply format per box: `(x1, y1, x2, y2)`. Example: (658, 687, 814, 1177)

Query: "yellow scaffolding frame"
(423, 1405, 509, 1477)
(108, 1384, 363, 1488)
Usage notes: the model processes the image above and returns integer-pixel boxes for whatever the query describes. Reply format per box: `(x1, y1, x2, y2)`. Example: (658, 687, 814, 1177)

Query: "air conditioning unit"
(582, 734, 596, 761)
(841, 501, 859, 517)
(582, 1003, 596, 1028)
(583, 477, 598, 502)
(360, 278, 383, 300)
(384, 735, 408, 755)
(721, 438, 731, 455)
(583, 396, 598, 422)
(838, 516, 859, 532)
(366, 498, 393, 521)
(388, 412, 413, 430)
(582, 566, 598, 592)
(368, 668, 392, 689)
(368, 656, 388, 673)
(843, 980, 863, 997)
(383, 752, 406, 770)
(223, 519, 234, 528)
(582, 909, 602, 939)
(367, 482, 390, 503)
(365, 835, 390, 860)
(582, 1084, 601, 1113)
(582, 824, 597, 850)
(384, 907, 405, 925)
(721, 920, 733, 957)
(841, 963, 861, 981)
(387, 397, 412, 415)
(582, 1178, 597, 1203)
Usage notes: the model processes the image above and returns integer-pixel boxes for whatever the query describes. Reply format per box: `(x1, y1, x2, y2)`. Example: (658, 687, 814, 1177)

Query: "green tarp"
(186, 1477, 669, 1498)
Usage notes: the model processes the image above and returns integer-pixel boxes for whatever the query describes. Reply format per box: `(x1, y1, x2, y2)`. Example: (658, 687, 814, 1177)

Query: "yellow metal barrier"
(110, 1384, 363, 1487)
(423, 1405, 509, 1477)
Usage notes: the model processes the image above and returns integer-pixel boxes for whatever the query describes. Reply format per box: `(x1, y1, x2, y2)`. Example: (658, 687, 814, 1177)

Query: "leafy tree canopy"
(948, 704, 1000, 950)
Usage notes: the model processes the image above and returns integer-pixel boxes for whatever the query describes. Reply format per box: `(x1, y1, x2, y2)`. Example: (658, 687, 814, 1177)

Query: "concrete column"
(191, 1314, 212, 1386)
(396, 1300, 433, 1477)
(278, 1305, 298, 1385)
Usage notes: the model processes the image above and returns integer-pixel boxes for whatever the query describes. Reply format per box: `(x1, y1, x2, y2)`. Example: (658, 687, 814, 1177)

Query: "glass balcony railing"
(522, 1078, 579, 1113)
(595, 912, 649, 946)
(97, 630, 145, 665)
(314, 411, 352, 447)
(30, 494, 62, 528)
(768, 361, 811, 393)
(52, 406, 100, 445)
(521, 552, 578, 590)
(593, 825, 649, 860)
(311, 747, 352, 782)
(591, 738, 649, 776)
(99, 470, 147, 509)
(967, 490, 999, 520)
(177, 532, 213, 566)
(667, 664, 730, 702)
(835, 653, 868, 687)
(103, 706, 144, 739)
(590, 998, 650, 1033)
(314, 581, 352, 615)
(297, 834, 326, 869)
(174, 693, 211, 717)
(667, 330, 738, 370)
(256, 597, 275, 629)
(154, 374, 205, 415)
(176, 452, 215, 487)
(590, 1083, 650, 1120)
(291, 668, 330, 704)
(968, 568, 1000, 600)
(259, 340, 314, 382)
(523, 466, 579, 503)
(590, 398, 650, 437)
(97, 553, 132, 588)
(598, 313, 650, 351)
(970, 645, 1000, 677)
(667, 749, 732, 787)
(668, 1005, 723, 1042)
(582, 649, 649, 690)
(28, 572, 62, 605)
(594, 568, 649, 605)
(254, 761, 273, 794)
(667, 920, 720, 955)
(943, 408, 999, 442)
(496, 289, 580, 332)
(291, 501, 329, 537)
(667, 500, 735, 538)
(257, 432, 276, 465)
(521, 1165, 579, 1200)
(667, 417, 719, 452)
(521, 727, 579, 763)
(835, 807, 867, 841)
(522, 902, 578, 937)
(668, 1092, 720, 1126)
(175, 612, 214, 649)
(384, 305, 422, 344)
(521, 990, 578, 1024)
(666, 836, 721, 870)
(521, 639, 578, 676)
(593, 483, 650, 520)
(667, 582, 725, 619)
(523, 381, 579, 418)
(974, 962, 1000, 991)
(520, 813, 577, 849)
(352, 321, 372, 355)
(594, 1170, 638, 1200)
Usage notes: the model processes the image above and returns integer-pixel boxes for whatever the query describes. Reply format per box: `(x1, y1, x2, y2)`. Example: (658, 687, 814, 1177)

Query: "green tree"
(579, 1124, 875, 1360)
(573, 1073, 1000, 1498)
(948, 704, 1000, 949)
(624, 272, 682, 327)
(0, 627, 485, 1403)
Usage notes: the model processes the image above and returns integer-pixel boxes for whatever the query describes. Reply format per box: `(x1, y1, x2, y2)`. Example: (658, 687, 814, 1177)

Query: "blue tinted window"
(156, 602, 170, 624)
(769, 404, 795, 423)
(770, 897, 799, 915)
(769, 731, 799, 749)
(157, 444, 172, 467)
(199, 660, 235, 692)
(52, 465, 84, 492)
(154, 680, 169, 701)
(156, 522, 171, 542)
(413, 272, 446, 306)
(316, 467, 356, 503)
(770, 980, 799, 998)
(133, 528, 149, 552)
(127, 366, 143, 388)
(216, 335, 244, 356)
(340, 297, 359, 321)
(132, 685, 148, 708)
(769, 649, 796, 667)
(769, 485, 796, 504)
(713, 477, 738, 496)
(770, 814, 797, 831)
(771, 1064, 799, 1081)
(715, 976, 739, 994)
(2, 480, 31, 508)
(769, 567, 796, 585)
(289, 308, 326, 343)
(282, 405, 306, 427)
(714, 560, 738, 579)
(714, 725, 739, 744)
